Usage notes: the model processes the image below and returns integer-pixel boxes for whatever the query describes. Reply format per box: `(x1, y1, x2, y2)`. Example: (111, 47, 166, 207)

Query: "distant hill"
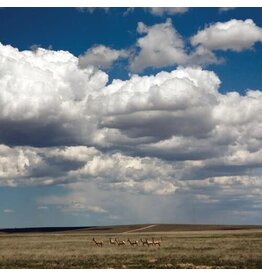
(1, 223, 262, 234)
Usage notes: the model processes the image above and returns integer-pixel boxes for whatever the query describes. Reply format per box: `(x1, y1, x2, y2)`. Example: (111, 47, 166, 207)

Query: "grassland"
(0, 224, 262, 268)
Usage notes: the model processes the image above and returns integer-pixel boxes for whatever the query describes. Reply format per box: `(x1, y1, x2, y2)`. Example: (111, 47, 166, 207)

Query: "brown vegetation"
(0, 225, 261, 268)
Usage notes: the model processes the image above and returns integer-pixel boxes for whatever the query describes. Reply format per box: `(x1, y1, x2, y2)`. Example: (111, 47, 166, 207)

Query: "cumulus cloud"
(129, 19, 221, 72)
(148, 7, 189, 16)
(0, 43, 108, 147)
(0, 42, 218, 149)
(187, 45, 224, 67)
(191, 19, 262, 51)
(0, 41, 262, 204)
(98, 66, 220, 143)
(0, 144, 178, 195)
(130, 19, 188, 72)
(78, 45, 128, 69)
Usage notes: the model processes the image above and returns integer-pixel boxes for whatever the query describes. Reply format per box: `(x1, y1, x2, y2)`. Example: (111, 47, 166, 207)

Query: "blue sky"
(0, 8, 261, 91)
(0, 7, 262, 228)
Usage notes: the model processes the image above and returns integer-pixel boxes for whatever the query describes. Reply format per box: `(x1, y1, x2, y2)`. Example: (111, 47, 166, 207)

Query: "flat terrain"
(0, 224, 262, 268)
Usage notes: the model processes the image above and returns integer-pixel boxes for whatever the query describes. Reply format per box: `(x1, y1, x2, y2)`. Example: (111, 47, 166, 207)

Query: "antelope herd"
(92, 237, 162, 247)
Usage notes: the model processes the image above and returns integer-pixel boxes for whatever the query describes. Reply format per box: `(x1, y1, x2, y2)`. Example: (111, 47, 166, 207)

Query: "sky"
(0, 6, 262, 228)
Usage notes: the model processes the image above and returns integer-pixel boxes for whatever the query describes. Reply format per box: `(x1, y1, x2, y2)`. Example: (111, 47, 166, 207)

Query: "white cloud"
(76, 8, 110, 14)
(0, 42, 108, 147)
(98, 66, 221, 143)
(148, 7, 189, 16)
(86, 206, 108, 214)
(130, 19, 221, 72)
(0, 144, 178, 195)
(219, 7, 235, 13)
(130, 19, 188, 72)
(187, 45, 224, 66)
(37, 173, 262, 224)
(79, 45, 128, 69)
(123, 8, 135, 16)
(191, 19, 262, 51)
(123, 8, 189, 17)
(37, 206, 49, 210)
(0, 41, 262, 203)
(38, 192, 108, 215)
(3, 209, 14, 213)
(0, 42, 218, 149)
(0, 144, 42, 181)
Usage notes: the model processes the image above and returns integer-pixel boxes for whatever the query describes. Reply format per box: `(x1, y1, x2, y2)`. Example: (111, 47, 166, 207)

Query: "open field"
(0, 224, 262, 268)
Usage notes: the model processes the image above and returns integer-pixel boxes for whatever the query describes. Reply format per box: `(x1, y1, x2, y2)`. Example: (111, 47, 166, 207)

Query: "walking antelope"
(152, 237, 161, 246)
(146, 238, 154, 246)
(109, 238, 117, 245)
(115, 238, 126, 246)
(140, 238, 148, 246)
(92, 237, 103, 247)
(127, 238, 139, 246)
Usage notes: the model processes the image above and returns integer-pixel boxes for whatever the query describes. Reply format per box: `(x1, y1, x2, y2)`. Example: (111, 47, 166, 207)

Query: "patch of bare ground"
(176, 263, 212, 269)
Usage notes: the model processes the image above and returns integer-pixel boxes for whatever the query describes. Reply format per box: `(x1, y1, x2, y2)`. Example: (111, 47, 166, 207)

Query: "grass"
(0, 227, 262, 268)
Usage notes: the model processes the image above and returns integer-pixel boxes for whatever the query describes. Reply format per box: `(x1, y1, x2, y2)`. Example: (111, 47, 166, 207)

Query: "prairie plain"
(0, 224, 262, 268)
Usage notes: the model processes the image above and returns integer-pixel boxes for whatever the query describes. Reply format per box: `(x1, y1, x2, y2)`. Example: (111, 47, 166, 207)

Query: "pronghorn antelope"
(92, 237, 103, 247)
(127, 238, 139, 246)
(109, 237, 117, 245)
(140, 238, 148, 246)
(115, 238, 126, 246)
(152, 237, 161, 246)
(146, 238, 154, 246)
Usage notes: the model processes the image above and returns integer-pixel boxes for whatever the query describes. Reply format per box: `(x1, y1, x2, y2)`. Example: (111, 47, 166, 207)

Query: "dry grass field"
(0, 224, 262, 268)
